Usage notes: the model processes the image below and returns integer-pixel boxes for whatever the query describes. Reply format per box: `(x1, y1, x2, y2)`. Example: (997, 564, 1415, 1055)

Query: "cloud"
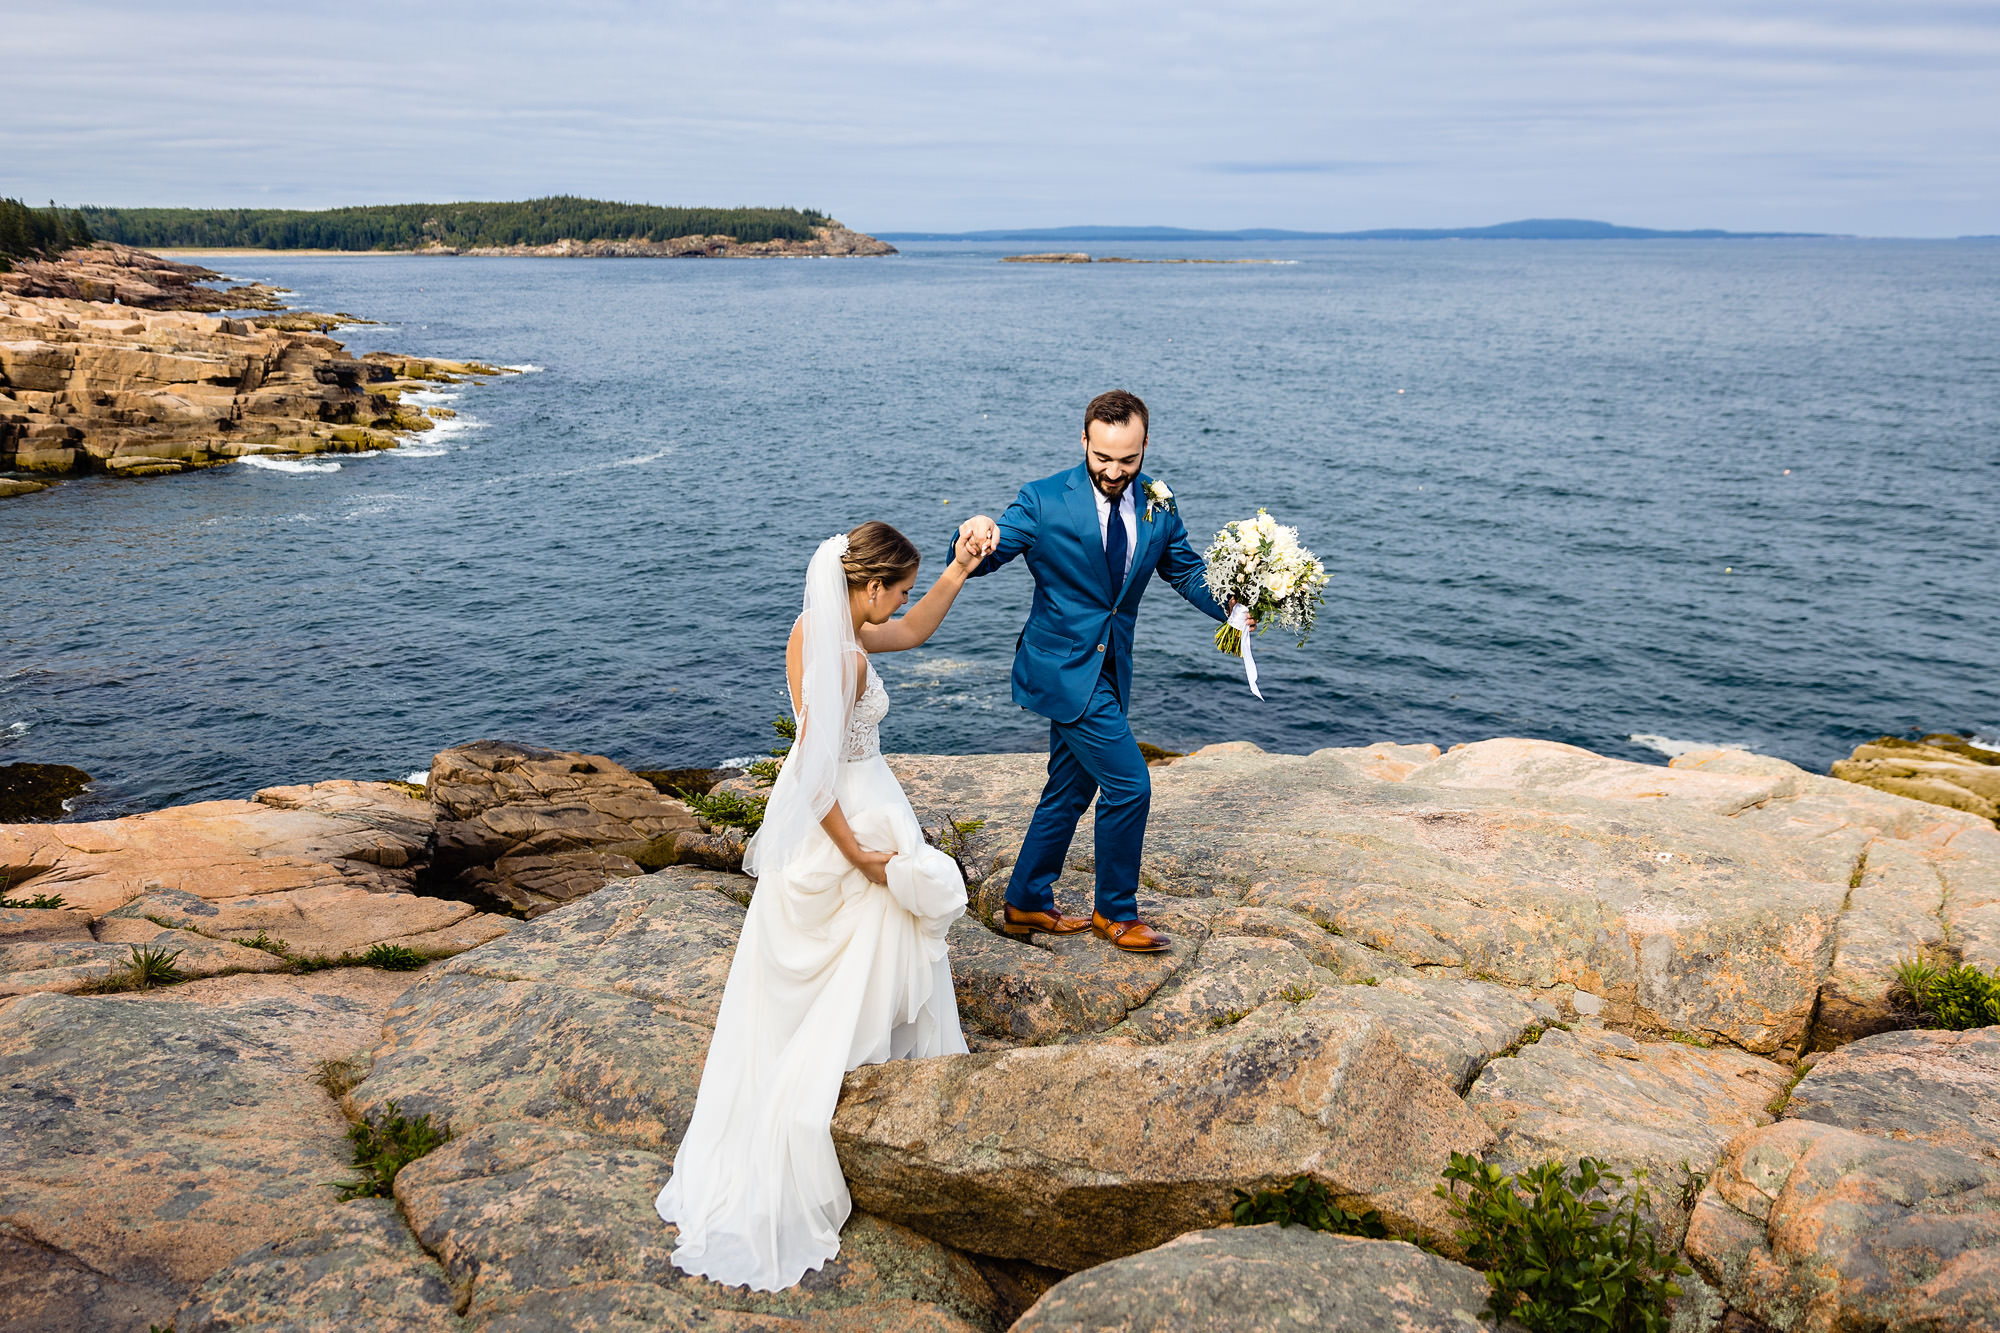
(1204, 161, 1404, 175)
(1, 0, 1994, 234)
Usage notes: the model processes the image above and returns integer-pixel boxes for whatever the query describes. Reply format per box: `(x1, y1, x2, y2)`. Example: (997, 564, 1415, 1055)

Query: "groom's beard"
(1089, 461, 1141, 503)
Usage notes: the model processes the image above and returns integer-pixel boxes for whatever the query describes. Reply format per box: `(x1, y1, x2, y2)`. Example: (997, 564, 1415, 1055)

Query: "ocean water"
(3, 240, 1996, 818)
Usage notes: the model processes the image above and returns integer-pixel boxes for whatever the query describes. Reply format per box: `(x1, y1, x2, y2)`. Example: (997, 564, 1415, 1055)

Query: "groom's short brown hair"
(1084, 389, 1148, 441)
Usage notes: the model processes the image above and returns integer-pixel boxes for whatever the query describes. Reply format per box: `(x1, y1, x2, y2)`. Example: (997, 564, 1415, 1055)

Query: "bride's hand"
(851, 848, 893, 885)
(955, 516, 998, 570)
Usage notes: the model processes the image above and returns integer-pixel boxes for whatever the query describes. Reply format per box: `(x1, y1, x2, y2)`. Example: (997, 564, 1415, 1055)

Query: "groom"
(950, 390, 1234, 953)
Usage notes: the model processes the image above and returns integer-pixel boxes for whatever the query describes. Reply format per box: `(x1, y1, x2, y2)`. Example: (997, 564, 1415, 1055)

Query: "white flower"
(1147, 479, 1172, 503)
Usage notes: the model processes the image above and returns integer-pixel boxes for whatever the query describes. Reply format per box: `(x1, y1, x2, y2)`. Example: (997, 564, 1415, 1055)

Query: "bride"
(655, 518, 996, 1291)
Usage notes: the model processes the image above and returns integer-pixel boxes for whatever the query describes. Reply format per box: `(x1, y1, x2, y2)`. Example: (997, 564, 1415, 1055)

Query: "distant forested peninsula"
(77, 197, 835, 251)
(0, 198, 94, 268)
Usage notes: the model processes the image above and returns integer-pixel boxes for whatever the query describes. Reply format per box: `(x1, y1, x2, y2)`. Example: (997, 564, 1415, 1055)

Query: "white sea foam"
(1630, 733, 1754, 759)
(402, 388, 462, 408)
(616, 448, 673, 467)
(4, 721, 27, 738)
(240, 456, 341, 474)
(503, 363, 545, 373)
(404, 770, 430, 786)
(719, 755, 760, 769)
(1969, 734, 2000, 754)
(392, 446, 450, 458)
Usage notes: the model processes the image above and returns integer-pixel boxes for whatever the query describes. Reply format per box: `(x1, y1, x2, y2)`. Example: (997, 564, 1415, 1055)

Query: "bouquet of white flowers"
(1202, 509, 1328, 697)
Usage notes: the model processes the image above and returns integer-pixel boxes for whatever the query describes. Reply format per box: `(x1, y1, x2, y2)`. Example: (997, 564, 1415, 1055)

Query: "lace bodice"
(843, 658, 888, 761)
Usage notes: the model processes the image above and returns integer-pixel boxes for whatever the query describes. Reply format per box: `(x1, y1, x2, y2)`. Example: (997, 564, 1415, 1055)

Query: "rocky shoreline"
(5, 734, 1998, 1330)
(426, 220, 895, 258)
(0, 245, 516, 489)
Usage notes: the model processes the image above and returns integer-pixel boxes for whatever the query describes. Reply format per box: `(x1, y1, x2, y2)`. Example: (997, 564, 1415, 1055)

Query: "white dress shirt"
(1093, 483, 1138, 584)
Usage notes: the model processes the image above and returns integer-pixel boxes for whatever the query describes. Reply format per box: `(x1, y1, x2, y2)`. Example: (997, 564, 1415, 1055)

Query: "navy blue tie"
(1104, 493, 1128, 596)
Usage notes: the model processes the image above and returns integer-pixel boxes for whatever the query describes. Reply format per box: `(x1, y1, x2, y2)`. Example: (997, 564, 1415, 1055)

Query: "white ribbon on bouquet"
(1228, 602, 1262, 699)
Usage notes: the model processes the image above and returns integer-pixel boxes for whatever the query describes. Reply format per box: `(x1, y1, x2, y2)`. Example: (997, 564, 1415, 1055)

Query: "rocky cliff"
(0, 246, 516, 483)
(4, 736, 1997, 1331)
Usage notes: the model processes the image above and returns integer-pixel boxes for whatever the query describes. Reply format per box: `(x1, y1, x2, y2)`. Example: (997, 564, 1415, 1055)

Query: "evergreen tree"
(75, 197, 829, 251)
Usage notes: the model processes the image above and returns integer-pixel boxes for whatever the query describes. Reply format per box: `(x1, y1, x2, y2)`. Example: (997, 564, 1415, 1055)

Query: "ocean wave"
(240, 456, 342, 474)
(616, 448, 673, 467)
(402, 388, 462, 408)
(1969, 734, 2000, 754)
(404, 770, 430, 786)
(1630, 733, 1754, 759)
(4, 721, 27, 738)
(503, 363, 545, 373)
(391, 446, 450, 458)
(422, 414, 485, 440)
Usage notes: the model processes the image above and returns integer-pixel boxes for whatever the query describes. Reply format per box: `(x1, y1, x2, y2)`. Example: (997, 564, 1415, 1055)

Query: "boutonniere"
(1142, 478, 1175, 523)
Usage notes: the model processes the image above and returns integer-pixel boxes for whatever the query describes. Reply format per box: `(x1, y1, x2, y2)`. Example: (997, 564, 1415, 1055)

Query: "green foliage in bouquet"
(1438, 1152, 1688, 1333)
(1202, 508, 1330, 656)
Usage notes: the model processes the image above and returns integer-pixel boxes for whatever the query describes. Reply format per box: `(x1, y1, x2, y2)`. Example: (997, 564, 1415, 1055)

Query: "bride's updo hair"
(842, 521, 921, 590)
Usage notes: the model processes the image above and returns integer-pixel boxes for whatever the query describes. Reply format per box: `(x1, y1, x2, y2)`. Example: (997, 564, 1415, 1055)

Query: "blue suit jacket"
(948, 463, 1228, 724)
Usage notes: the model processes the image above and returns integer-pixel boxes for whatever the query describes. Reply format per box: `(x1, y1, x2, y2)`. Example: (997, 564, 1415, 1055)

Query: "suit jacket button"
(1097, 643, 1105, 652)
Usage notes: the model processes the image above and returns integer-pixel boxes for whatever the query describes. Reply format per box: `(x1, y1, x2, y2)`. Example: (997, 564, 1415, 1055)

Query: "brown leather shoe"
(998, 902, 1093, 936)
(1092, 911, 1171, 953)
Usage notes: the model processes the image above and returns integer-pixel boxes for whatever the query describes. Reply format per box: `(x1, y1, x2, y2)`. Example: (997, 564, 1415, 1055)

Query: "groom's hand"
(1231, 601, 1259, 632)
(955, 515, 999, 569)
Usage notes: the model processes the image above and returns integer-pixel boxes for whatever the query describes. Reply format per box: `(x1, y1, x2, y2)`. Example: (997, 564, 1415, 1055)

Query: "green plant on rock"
(236, 929, 291, 956)
(1438, 1152, 1689, 1333)
(1231, 1177, 1393, 1239)
(360, 943, 430, 971)
(313, 1055, 370, 1100)
(332, 1099, 454, 1200)
(676, 787, 768, 833)
(747, 714, 796, 788)
(1895, 952, 2000, 1030)
(0, 891, 69, 909)
(113, 943, 187, 990)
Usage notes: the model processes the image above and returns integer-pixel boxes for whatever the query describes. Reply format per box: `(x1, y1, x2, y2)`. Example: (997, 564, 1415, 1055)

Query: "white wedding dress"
(655, 537, 969, 1292)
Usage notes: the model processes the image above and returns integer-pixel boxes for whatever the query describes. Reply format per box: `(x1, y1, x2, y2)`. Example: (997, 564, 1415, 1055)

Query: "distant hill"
(878, 218, 1829, 242)
(78, 197, 832, 250)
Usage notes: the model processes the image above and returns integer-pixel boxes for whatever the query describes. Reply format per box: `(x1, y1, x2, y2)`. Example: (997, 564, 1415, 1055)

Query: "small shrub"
(1895, 952, 2000, 1030)
(1438, 1152, 1688, 1333)
(748, 714, 797, 789)
(925, 813, 991, 882)
(1277, 983, 1317, 1004)
(677, 787, 768, 832)
(1208, 1007, 1254, 1030)
(236, 929, 291, 956)
(0, 891, 69, 909)
(313, 1055, 369, 1100)
(1232, 1177, 1392, 1238)
(332, 1099, 454, 1200)
(360, 943, 429, 971)
(124, 943, 187, 989)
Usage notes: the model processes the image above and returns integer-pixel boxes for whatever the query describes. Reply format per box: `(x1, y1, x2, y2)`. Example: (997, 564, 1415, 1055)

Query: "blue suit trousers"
(1004, 658, 1150, 921)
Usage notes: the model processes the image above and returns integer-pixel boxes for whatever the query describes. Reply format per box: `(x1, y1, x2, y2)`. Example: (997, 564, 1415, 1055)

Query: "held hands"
(1231, 602, 1260, 633)
(850, 847, 893, 885)
(954, 515, 999, 571)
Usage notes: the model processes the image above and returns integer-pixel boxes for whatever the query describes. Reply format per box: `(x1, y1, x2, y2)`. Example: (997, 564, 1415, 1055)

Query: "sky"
(4, 1, 1996, 236)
